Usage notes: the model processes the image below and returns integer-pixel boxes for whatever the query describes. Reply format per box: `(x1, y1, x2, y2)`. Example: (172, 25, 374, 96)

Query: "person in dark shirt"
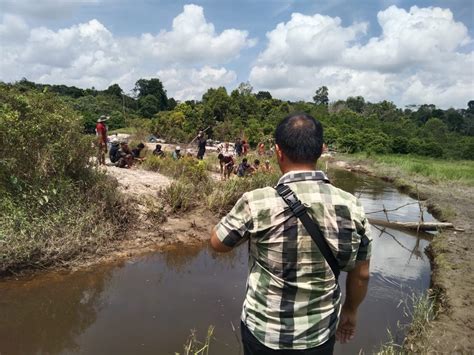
(197, 131, 206, 160)
(152, 144, 165, 157)
(109, 139, 121, 163)
(131, 142, 145, 160)
(237, 158, 251, 177)
(235, 138, 243, 157)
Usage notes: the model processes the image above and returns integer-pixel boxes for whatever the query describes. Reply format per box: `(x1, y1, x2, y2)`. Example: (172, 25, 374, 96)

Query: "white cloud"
(250, 6, 474, 108)
(126, 4, 255, 65)
(0, 4, 251, 98)
(157, 66, 237, 101)
(258, 13, 367, 66)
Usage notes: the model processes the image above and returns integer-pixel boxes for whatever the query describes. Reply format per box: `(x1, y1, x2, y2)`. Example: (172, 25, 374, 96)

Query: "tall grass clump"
(377, 291, 436, 354)
(208, 171, 280, 215)
(143, 155, 210, 182)
(147, 155, 213, 212)
(0, 85, 129, 275)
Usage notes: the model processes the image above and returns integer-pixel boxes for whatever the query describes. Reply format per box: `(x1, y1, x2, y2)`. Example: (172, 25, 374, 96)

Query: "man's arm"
(336, 259, 370, 343)
(210, 227, 233, 253)
(209, 194, 252, 253)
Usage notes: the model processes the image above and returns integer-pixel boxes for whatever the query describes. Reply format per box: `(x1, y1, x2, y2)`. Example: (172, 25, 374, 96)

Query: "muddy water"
(0, 170, 434, 354)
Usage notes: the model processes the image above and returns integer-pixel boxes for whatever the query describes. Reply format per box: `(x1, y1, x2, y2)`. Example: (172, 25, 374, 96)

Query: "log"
(368, 218, 463, 232)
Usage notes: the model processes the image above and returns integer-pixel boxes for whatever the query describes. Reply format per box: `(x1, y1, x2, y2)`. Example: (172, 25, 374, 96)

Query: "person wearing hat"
(95, 115, 110, 165)
(172, 146, 182, 160)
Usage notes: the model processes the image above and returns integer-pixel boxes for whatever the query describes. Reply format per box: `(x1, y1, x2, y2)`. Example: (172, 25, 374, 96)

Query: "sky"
(0, 0, 473, 108)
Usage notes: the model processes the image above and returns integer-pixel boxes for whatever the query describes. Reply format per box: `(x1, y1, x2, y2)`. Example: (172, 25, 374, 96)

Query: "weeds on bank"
(176, 326, 215, 355)
(207, 172, 280, 215)
(377, 291, 436, 354)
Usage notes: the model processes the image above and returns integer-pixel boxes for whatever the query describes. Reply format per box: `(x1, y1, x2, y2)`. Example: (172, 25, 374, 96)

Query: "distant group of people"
(218, 154, 274, 180)
(234, 138, 250, 157)
(109, 140, 145, 168)
(96, 116, 275, 175)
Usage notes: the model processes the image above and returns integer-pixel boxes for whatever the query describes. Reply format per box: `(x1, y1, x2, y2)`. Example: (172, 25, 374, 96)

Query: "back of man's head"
(275, 113, 323, 163)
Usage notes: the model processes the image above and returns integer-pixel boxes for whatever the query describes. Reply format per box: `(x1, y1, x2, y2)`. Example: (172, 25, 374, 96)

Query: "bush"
(0, 85, 93, 187)
(207, 172, 279, 215)
(143, 155, 210, 182)
(0, 85, 129, 274)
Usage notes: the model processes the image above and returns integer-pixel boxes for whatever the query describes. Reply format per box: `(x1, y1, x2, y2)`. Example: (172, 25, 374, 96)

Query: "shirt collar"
(277, 170, 330, 185)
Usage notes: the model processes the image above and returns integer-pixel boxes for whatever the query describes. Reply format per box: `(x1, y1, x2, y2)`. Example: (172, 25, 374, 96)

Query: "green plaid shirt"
(215, 170, 372, 350)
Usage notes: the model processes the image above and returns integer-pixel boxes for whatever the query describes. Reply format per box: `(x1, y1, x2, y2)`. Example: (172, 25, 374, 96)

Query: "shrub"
(207, 172, 279, 215)
(0, 85, 129, 274)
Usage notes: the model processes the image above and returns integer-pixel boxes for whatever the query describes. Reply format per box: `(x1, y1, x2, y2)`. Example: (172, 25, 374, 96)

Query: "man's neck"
(280, 162, 317, 175)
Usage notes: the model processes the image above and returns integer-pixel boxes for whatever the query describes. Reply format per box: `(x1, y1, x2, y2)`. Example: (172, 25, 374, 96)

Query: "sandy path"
(105, 165, 171, 198)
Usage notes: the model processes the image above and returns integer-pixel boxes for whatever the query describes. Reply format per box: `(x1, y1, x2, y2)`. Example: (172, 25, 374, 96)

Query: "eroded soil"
(56, 166, 218, 274)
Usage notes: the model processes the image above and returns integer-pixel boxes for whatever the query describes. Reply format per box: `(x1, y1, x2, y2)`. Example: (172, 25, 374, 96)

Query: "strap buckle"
(276, 184, 307, 217)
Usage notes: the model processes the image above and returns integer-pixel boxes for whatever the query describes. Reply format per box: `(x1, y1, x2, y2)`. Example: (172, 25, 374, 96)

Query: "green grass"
(377, 291, 436, 354)
(348, 153, 474, 186)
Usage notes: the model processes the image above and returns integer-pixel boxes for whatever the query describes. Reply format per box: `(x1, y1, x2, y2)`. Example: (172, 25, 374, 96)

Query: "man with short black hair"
(211, 113, 372, 354)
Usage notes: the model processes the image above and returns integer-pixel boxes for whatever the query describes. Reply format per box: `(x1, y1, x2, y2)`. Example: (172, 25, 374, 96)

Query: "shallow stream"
(0, 170, 435, 354)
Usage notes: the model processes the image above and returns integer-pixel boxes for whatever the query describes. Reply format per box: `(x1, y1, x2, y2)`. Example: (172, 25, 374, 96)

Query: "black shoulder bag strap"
(276, 184, 340, 281)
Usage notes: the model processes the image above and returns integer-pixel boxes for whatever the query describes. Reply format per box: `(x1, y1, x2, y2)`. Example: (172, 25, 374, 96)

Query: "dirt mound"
(105, 165, 171, 198)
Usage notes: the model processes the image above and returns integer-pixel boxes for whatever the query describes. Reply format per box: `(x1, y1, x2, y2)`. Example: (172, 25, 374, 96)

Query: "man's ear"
(275, 144, 284, 162)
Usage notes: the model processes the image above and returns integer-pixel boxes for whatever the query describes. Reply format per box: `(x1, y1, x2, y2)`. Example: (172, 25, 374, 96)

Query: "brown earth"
(330, 158, 474, 353)
(31, 166, 218, 276)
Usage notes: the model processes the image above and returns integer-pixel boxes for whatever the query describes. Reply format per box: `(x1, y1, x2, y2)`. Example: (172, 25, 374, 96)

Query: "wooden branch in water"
(368, 218, 464, 232)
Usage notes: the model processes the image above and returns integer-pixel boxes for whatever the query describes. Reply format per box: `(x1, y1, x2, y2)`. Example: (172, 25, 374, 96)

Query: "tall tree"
(134, 78, 169, 113)
(313, 86, 329, 106)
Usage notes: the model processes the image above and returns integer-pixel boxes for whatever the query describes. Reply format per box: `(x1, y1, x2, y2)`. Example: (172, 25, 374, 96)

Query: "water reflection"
(0, 171, 434, 355)
(0, 269, 112, 354)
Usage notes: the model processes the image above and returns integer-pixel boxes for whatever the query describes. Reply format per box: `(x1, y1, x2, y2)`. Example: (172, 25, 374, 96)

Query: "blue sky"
(1, 0, 473, 107)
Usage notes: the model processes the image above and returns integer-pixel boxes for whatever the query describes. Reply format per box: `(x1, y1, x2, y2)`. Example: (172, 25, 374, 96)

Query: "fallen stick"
(368, 218, 464, 232)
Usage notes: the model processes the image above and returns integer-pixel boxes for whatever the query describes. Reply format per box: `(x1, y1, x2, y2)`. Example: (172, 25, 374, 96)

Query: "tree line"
(9, 78, 474, 160)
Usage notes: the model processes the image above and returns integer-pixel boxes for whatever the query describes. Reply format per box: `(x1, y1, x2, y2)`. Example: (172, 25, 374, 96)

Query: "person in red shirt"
(95, 115, 109, 165)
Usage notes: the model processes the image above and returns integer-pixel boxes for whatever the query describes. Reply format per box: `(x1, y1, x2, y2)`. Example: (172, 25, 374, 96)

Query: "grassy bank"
(0, 85, 129, 275)
(332, 153, 474, 353)
(143, 154, 280, 214)
(342, 153, 474, 186)
(377, 291, 436, 354)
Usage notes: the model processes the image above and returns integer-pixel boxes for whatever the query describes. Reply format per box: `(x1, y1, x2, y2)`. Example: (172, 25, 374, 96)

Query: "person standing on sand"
(197, 131, 207, 160)
(235, 138, 243, 157)
(210, 113, 372, 355)
(95, 115, 109, 165)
